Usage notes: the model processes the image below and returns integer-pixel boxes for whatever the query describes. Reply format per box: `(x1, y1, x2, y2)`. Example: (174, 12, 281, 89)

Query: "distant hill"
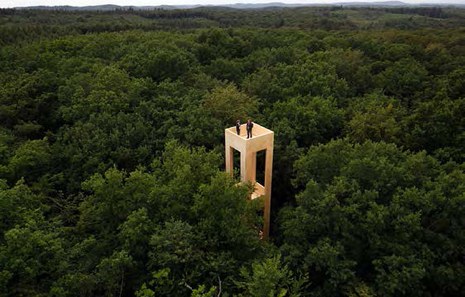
(18, 4, 124, 11)
(16, 1, 465, 11)
(336, 1, 407, 6)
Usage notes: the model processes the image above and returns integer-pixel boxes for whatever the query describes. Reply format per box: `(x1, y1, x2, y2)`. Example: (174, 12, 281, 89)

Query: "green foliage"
(376, 57, 428, 104)
(346, 94, 406, 144)
(68, 142, 263, 295)
(282, 139, 465, 296)
(0, 183, 65, 296)
(0, 180, 44, 238)
(191, 285, 217, 297)
(8, 138, 52, 182)
(0, 7, 464, 297)
(243, 59, 349, 103)
(236, 255, 304, 297)
(267, 96, 344, 147)
(95, 250, 134, 297)
(202, 83, 259, 125)
(405, 98, 465, 161)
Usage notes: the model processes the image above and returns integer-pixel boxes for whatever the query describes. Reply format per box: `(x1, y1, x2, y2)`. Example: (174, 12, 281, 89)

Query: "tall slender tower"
(225, 123, 274, 238)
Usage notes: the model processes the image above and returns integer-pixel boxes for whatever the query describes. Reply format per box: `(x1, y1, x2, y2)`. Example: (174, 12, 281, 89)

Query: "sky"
(2, 0, 465, 8)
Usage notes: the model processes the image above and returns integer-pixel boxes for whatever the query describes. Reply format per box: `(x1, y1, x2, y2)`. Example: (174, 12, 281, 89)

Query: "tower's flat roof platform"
(225, 123, 273, 140)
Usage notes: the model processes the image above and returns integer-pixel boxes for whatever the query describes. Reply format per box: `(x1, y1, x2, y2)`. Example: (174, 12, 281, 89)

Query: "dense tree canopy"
(0, 5, 464, 297)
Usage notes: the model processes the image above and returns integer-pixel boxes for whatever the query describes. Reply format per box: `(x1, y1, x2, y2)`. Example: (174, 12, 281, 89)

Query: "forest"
(0, 5, 464, 297)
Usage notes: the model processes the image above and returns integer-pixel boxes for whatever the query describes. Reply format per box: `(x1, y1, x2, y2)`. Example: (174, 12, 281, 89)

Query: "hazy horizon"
(3, 0, 465, 9)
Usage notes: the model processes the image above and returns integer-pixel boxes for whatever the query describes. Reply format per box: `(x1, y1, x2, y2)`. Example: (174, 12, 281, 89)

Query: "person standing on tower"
(236, 119, 241, 135)
(246, 119, 254, 139)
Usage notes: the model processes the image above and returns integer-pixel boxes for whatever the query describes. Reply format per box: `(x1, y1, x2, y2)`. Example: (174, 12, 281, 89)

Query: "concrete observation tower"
(224, 123, 274, 238)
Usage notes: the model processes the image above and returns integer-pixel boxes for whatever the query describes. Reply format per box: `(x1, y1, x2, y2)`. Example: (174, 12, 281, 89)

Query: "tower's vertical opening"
(233, 148, 241, 180)
(256, 149, 266, 186)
